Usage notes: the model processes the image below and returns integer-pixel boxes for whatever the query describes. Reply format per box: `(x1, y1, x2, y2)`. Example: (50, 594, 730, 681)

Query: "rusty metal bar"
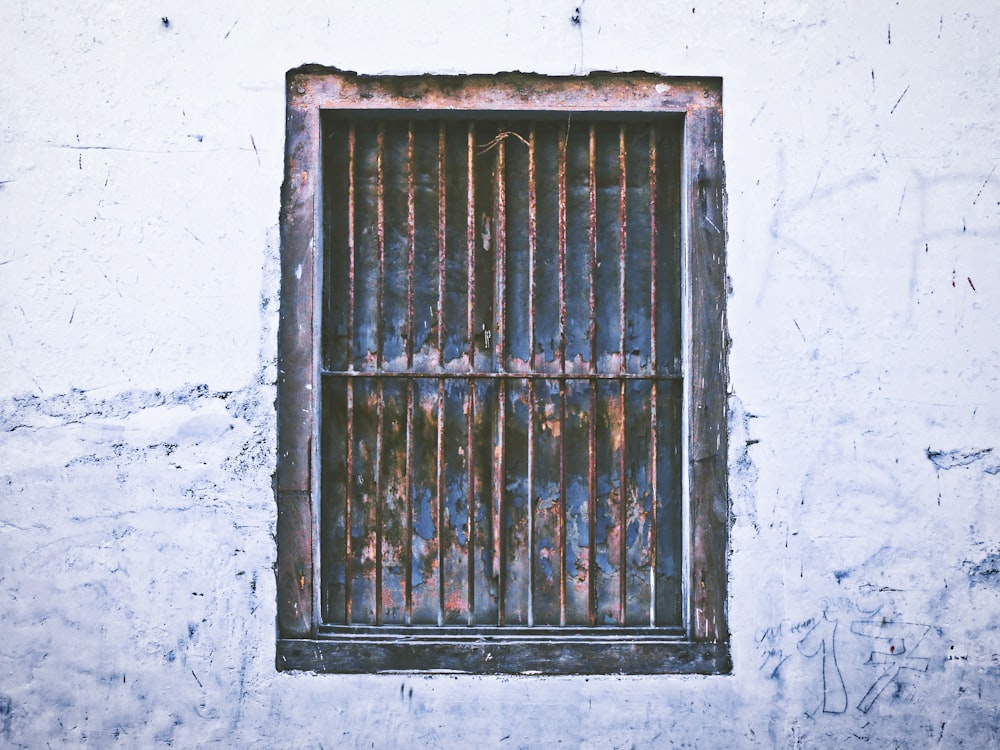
(495, 133, 508, 625)
(407, 122, 417, 372)
(588, 124, 598, 377)
(436, 379, 445, 626)
(558, 125, 568, 372)
(404, 122, 416, 625)
(403, 388, 414, 625)
(495, 399, 506, 627)
(587, 123, 597, 627)
(347, 124, 357, 368)
(345, 381, 354, 624)
(495, 132, 507, 364)
(436, 123, 447, 627)
(344, 122, 356, 624)
(528, 123, 537, 369)
(557, 123, 568, 627)
(467, 385, 476, 625)
(618, 124, 628, 626)
(438, 124, 448, 367)
(618, 124, 627, 371)
(406, 123, 416, 367)
(648, 124, 658, 626)
(466, 123, 477, 624)
(374, 123, 386, 625)
(467, 124, 477, 365)
(376, 124, 386, 365)
(527, 125, 537, 628)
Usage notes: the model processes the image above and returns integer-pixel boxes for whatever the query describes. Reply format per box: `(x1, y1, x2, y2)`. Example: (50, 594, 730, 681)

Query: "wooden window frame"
(276, 67, 729, 675)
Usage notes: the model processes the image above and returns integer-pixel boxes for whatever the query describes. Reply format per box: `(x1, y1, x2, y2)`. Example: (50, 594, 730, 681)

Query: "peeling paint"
(926, 447, 995, 471)
(963, 551, 1000, 586)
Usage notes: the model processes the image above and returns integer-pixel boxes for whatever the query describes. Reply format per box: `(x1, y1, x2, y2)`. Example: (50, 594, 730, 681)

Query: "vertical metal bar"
(557, 123, 568, 627)
(436, 378, 445, 627)
(466, 123, 477, 624)
(587, 123, 597, 627)
(374, 123, 386, 625)
(437, 123, 447, 627)
(345, 381, 354, 624)
(467, 124, 477, 372)
(345, 122, 356, 624)
(407, 122, 417, 371)
(527, 124, 536, 628)
(404, 122, 416, 625)
(494, 132, 508, 625)
(648, 124, 658, 627)
(528, 124, 538, 369)
(438, 124, 448, 367)
(467, 385, 476, 625)
(617, 124, 628, 626)
(377, 125, 386, 370)
(436, 383, 445, 627)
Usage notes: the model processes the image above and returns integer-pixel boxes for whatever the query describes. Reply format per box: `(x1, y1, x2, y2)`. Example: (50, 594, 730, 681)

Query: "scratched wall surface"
(1, 1, 999, 747)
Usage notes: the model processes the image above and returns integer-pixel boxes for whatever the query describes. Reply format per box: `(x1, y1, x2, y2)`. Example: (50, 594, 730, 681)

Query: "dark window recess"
(277, 71, 729, 675)
(321, 116, 684, 631)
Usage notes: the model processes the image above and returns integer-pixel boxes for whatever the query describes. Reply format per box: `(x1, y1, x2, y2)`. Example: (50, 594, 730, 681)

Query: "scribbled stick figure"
(797, 608, 848, 714)
(850, 620, 932, 713)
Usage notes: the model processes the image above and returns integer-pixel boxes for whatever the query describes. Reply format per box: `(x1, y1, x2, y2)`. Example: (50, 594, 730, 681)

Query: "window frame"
(276, 67, 729, 675)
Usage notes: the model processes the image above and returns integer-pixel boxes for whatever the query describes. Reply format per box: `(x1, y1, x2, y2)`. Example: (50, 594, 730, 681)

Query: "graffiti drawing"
(850, 620, 932, 713)
(797, 611, 848, 713)
(758, 588, 938, 718)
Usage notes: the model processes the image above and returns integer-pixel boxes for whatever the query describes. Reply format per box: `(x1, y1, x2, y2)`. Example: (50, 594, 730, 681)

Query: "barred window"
(277, 70, 729, 674)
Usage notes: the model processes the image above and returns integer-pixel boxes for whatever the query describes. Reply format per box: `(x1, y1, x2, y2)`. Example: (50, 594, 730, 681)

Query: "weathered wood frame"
(276, 67, 729, 674)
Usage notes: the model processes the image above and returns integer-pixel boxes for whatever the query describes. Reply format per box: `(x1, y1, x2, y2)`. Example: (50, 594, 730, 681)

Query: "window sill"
(276, 629, 730, 675)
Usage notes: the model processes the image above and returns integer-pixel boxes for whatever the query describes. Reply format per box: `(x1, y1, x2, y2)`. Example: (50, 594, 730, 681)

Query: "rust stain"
(444, 590, 465, 615)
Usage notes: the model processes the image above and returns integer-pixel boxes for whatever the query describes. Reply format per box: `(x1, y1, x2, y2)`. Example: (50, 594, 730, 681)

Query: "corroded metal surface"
(289, 68, 721, 115)
(320, 113, 686, 629)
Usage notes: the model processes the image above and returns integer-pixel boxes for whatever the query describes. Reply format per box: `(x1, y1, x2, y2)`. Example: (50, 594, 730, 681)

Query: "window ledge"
(277, 632, 731, 675)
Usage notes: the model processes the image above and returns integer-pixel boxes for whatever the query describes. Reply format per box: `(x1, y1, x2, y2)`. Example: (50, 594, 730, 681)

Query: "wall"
(1, 1, 998, 747)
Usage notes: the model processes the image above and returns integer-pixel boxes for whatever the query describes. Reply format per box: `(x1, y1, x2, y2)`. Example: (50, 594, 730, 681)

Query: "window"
(277, 69, 729, 674)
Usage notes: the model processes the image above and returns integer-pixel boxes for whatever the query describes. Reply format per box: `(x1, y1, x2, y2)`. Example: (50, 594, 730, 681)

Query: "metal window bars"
(320, 113, 684, 631)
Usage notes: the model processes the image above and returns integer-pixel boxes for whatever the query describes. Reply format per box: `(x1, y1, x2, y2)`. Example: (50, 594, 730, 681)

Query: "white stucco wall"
(2, 1, 999, 747)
